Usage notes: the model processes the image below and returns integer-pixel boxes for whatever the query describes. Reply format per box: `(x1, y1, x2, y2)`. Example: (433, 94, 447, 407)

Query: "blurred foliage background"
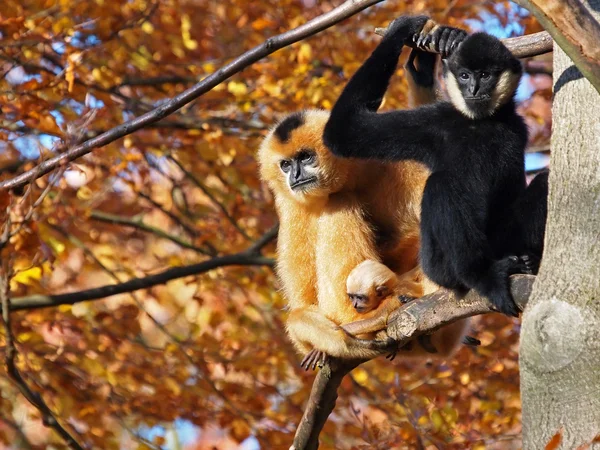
(0, 0, 551, 448)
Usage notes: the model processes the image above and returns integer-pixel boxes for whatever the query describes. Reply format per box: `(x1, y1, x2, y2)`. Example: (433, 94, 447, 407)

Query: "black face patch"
(274, 111, 305, 143)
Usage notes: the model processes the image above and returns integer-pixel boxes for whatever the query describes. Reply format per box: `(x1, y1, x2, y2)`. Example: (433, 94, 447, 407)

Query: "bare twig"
(0, 0, 384, 192)
(292, 274, 535, 449)
(167, 155, 252, 241)
(0, 273, 84, 450)
(89, 209, 210, 255)
(7, 227, 277, 312)
(373, 28, 553, 59)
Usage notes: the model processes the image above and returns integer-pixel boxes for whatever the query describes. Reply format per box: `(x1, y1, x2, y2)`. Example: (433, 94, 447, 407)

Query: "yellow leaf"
(228, 81, 248, 97)
(77, 186, 93, 200)
(181, 14, 198, 50)
(47, 237, 65, 254)
(352, 368, 368, 384)
(297, 43, 313, 64)
(141, 21, 154, 34)
(231, 419, 251, 441)
(12, 267, 42, 285)
(164, 377, 181, 396)
(430, 410, 444, 431)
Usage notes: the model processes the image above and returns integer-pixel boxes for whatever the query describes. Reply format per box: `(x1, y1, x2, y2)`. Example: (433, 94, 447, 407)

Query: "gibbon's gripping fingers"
(406, 49, 436, 88)
(411, 18, 439, 49)
(423, 26, 468, 58)
(384, 15, 431, 46)
(301, 349, 327, 371)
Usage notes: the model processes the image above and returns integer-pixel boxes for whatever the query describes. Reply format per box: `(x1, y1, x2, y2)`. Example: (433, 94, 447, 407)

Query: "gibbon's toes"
(491, 294, 520, 318)
(462, 335, 481, 347)
(507, 253, 540, 275)
(301, 349, 327, 371)
(518, 253, 540, 275)
(398, 294, 417, 305)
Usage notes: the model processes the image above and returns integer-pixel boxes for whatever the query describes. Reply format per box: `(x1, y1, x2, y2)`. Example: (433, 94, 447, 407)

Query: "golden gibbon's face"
(258, 110, 351, 204)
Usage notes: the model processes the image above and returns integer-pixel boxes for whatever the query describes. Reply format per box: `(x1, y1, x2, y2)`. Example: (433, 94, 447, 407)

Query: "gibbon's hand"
(405, 48, 437, 87)
(384, 15, 431, 47)
(414, 25, 468, 58)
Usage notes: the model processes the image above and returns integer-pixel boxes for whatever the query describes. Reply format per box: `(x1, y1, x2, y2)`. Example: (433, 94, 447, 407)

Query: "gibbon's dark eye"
(280, 159, 291, 172)
(481, 71, 491, 79)
(297, 150, 316, 164)
(460, 72, 470, 80)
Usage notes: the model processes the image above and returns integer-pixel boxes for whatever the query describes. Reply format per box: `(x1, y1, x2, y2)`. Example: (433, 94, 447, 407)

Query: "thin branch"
(0, 0, 384, 192)
(373, 28, 553, 59)
(7, 227, 277, 312)
(167, 155, 251, 241)
(0, 273, 84, 450)
(89, 209, 210, 255)
(246, 224, 279, 255)
(292, 274, 535, 450)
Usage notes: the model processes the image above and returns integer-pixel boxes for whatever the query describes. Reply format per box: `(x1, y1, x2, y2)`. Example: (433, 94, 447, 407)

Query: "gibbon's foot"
(398, 294, 416, 305)
(462, 335, 481, 346)
(301, 349, 327, 371)
(489, 287, 520, 318)
(513, 253, 540, 275)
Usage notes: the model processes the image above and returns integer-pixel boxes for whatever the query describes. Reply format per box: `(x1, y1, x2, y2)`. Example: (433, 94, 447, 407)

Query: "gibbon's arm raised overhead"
(323, 16, 449, 167)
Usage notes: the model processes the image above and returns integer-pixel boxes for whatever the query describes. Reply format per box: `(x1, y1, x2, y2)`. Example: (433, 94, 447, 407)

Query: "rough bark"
(519, 2, 600, 448)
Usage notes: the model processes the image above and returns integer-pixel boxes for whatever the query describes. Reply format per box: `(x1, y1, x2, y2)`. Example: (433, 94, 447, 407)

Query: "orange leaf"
(546, 429, 563, 450)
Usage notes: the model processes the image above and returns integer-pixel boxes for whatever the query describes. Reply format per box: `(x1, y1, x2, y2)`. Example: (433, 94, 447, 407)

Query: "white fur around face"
(490, 69, 520, 112)
(446, 71, 476, 119)
(446, 69, 520, 119)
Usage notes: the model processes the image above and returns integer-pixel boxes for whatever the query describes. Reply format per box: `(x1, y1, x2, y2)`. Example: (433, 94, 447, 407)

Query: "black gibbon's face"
(279, 149, 319, 193)
(454, 69, 499, 116)
(444, 32, 522, 119)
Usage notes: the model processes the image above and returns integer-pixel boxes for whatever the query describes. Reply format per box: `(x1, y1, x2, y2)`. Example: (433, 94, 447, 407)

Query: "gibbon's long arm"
(324, 18, 453, 167)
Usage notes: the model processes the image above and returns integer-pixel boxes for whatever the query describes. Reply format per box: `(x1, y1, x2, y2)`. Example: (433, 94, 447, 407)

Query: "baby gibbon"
(344, 260, 469, 358)
(258, 46, 469, 365)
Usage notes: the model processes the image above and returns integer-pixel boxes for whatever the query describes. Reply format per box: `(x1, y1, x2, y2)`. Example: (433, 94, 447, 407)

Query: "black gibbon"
(258, 45, 470, 366)
(323, 16, 548, 318)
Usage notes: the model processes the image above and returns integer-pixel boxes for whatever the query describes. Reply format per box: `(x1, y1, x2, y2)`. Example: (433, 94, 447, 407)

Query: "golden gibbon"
(258, 48, 468, 367)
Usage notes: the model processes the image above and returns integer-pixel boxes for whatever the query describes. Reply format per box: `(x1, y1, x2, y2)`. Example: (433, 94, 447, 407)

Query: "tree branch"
(512, 0, 600, 93)
(0, 273, 84, 450)
(7, 228, 277, 312)
(0, 0, 384, 192)
(373, 28, 553, 59)
(292, 274, 535, 450)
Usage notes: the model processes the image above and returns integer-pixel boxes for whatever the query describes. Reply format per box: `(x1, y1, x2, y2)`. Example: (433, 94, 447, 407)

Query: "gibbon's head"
(258, 110, 353, 203)
(346, 260, 397, 313)
(443, 32, 522, 119)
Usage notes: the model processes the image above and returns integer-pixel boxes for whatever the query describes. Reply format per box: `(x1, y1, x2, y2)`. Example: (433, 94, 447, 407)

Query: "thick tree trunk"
(519, 4, 600, 448)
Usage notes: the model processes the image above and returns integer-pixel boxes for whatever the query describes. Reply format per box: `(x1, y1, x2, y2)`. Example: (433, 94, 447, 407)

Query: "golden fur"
(344, 260, 469, 357)
(259, 60, 467, 360)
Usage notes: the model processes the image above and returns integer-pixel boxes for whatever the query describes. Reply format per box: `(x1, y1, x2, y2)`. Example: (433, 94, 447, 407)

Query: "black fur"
(323, 17, 548, 317)
(274, 111, 305, 143)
